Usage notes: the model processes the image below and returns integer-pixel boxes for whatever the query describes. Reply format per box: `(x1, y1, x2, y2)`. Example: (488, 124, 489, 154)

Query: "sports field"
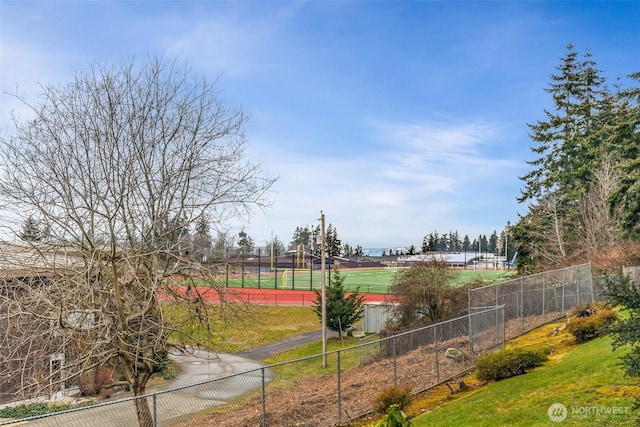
(220, 268, 515, 294)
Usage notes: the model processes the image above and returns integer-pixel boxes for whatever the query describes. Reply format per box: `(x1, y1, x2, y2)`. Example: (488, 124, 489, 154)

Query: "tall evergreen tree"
(18, 216, 47, 242)
(515, 44, 611, 268)
(192, 216, 212, 262)
(325, 224, 342, 257)
(421, 235, 429, 254)
(489, 230, 499, 254)
(313, 266, 364, 336)
(290, 226, 312, 249)
(462, 235, 471, 251)
(609, 73, 640, 237)
(520, 44, 606, 204)
(237, 231, 255, 255)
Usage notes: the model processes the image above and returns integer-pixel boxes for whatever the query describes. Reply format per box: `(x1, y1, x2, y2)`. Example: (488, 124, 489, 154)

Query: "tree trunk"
(134, 387, 154, 427)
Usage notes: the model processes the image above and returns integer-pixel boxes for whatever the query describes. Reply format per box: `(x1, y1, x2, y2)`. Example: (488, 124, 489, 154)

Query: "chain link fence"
(2, 263, 596, 426)
(469, 262, 595, 340)
(0, 306, 504, 427)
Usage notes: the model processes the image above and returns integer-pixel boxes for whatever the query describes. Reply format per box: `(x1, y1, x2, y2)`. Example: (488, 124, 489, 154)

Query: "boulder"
(444, 347, 465, 362)
(351, 330, 366, 338)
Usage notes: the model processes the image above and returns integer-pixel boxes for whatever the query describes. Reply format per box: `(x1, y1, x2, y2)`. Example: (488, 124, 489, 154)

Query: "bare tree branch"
(0, 56, 274, 426)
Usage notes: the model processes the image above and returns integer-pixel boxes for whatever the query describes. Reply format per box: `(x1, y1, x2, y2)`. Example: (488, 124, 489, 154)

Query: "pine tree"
(192, 216, 212, 262)
(515, 44, 611, 267)
(609, 73, 640, 237)
(18, 216, 46, 242)
(421, 235, 430, 254)
(601, 272, 640, 424)
(520, 44, 606, 204)
(313, 266, 364, 336)
(462, 235, 471, 251)
(325, 224, 342, 257)
(237, 231, 254, 255)
(489, 230, 499, 254)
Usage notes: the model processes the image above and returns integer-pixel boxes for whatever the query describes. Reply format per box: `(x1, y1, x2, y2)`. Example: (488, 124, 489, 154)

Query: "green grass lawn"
(164, 304, 320, 353)
(219, 268, 515, 293)
(412, 335, 637, 426)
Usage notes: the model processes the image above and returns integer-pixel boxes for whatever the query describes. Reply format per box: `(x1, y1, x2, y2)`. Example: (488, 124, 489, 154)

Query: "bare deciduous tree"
(388, 257, 466, 329)
(0, 57, 274, 426)
(578, 156, 621, 256)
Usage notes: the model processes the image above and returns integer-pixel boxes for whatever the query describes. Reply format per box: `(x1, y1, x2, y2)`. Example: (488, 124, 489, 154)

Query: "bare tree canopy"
(388, 258, 466, 329)
(1, 56, 273, 245)
(0, 56, 274, 426)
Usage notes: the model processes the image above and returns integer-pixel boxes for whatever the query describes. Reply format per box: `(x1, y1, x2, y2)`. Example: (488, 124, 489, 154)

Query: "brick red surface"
(164, 286, 395, 306)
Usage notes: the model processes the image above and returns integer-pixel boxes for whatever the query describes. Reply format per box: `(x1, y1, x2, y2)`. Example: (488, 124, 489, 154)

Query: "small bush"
(566, 309, 618, 343)
(153, 351, 171, 373)
(475, 347, 547, 382)
(0, 401, 93, 419)
(374, 384, 413, 413)
(370, 404, 413, 427)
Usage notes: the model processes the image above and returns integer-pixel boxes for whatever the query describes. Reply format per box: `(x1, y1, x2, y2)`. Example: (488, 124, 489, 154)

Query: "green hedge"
(374, 384, 413, 413)
(0, 401, 93, 418)
(566, 308, 618, 343)
(475, 347, 548, 382)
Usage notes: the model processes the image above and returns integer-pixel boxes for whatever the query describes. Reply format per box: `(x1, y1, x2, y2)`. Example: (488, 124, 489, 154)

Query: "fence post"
(496, 305, 501, 345)
(562, 269, 566, 315)
(261, 367, 266, 427)
(393, 337, 397, 386)
(152, 394, 157, 427)
(433, 326, 439, 383)
(467, 311, 473, 361)
(589, 262, 595, 303)
(542, 275, 546, 321)
(337, 350, 342, 424)
(576, 272, 580, 306)
(520, 277, 524, 335)
(501, 305, 506, 349)
(468, 311, 474, 362)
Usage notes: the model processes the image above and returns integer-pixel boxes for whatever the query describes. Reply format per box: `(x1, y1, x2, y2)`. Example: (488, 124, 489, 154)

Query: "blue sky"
(1, 1, 639, 249)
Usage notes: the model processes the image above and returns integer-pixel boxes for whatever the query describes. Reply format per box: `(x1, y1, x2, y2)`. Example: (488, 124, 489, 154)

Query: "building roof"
(0, 241, 83, 279)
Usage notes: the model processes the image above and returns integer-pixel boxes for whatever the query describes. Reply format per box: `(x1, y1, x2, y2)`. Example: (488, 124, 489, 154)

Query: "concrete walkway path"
(157, 329, 336, 391)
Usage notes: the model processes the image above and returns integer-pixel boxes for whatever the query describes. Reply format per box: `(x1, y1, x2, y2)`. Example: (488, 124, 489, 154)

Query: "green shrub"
(475, 347, 548, 382)
(0, 401, 93, 419)
(370, 404, 413, 426)
(566, 308, 618, 343)
(374, 384, 413, 413)
(153, 351, 171, 373)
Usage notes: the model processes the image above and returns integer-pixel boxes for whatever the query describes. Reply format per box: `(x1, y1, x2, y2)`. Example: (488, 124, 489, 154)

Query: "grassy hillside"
(411, 325, 638, 426)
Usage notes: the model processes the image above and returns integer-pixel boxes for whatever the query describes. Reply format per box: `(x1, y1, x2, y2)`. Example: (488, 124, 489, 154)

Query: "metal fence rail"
(0, 306, 505, 427)
(2, 264, 596, 426)
(468, 262, 595, 340)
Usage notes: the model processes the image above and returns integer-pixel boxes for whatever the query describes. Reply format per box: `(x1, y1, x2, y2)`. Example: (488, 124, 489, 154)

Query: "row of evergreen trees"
(513, 44, 640, 271)
(18, 214, 512, 260)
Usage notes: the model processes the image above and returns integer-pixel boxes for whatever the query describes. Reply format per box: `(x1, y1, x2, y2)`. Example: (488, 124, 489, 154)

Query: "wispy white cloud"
(233, 117, 523, 247)
(1, 1, 636, 249)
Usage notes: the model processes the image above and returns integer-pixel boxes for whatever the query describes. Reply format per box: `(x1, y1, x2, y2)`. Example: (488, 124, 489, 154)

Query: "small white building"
(363, 302, 397, 333)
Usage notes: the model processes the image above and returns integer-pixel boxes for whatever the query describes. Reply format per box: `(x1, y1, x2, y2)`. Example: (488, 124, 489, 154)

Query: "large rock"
(444, 347, 465, 362)
(351, 330, 366, 338)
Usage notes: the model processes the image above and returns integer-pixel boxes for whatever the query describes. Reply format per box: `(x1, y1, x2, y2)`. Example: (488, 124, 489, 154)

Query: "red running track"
(166, 286, 395, 306)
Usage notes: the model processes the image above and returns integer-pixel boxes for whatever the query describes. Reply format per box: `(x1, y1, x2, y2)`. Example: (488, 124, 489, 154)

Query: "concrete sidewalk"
(159, 329, 336, 390)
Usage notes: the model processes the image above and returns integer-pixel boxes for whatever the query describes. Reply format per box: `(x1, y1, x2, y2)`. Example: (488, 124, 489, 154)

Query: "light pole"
(319, 211, 327, 368)
(239, 231, 246, 288)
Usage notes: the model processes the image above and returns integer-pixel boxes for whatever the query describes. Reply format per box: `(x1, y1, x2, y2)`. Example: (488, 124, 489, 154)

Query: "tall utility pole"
(320, 211, 327, 368)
